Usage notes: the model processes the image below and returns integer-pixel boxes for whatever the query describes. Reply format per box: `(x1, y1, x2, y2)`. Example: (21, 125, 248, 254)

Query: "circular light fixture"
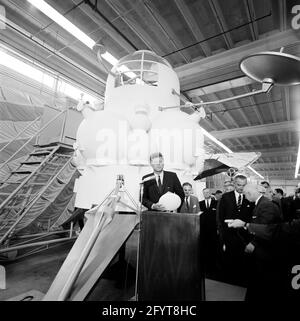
(240, 51, 300, 86)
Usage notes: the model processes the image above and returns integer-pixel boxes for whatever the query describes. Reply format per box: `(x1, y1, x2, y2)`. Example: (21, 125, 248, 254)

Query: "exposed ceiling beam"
(282, 87, 292, 146)
(247, 146, 297, 158)
(211, 120, 297, 140)
(143, 1, 191, 63)
(71, 0, 136, 54)
(176, 29, 299, 89)
(208, 0, 234, 49)
(208, 92, 247, 149)
(226, 87, 262, 149)
(243, 0, 258, 41)
(173, 0, 211, 57)
(243, 85, 273, 147)
(263, 169, 294, 175)
(103, 0, 164, 54)
(0, 18, 106, 97)
(252, 162, 295, 169)
(186, 76, 254, 97)
(278, 0, 287, 32)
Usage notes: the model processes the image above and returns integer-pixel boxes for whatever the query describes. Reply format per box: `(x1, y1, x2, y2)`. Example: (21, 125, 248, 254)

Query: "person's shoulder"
(260, 197, 277, 209)
(190, 195, 199, 201)
(222, 190, 234, 199)
(163, 170, 178, 178)
(142, 172, 153, 179)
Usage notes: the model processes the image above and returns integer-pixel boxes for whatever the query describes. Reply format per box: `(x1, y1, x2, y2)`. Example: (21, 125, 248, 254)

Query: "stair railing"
(0, 157, 75, 244)
(0, 116, 41, 155)
(0, 109, 67, 172)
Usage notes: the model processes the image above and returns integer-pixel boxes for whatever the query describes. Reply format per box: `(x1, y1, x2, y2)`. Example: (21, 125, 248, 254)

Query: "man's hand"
(152, 203, 166, 211)
(244, 242, 255, 254)
(225, 219, 246, 228)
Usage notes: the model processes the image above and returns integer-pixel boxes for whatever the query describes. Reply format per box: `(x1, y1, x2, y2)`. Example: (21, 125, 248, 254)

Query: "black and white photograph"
(0, 0, 299, 312)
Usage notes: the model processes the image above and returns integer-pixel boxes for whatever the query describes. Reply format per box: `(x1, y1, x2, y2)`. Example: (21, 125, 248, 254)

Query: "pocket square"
(252, 216, 257, 218)
(193, 204, 196, 208)
(212, 208, 216, 211)
(247, 205, 250, 207)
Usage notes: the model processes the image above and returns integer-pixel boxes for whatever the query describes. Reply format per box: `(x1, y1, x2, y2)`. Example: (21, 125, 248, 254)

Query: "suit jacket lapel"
(151, 173, 160, 196)
(161, 172, 169, 195)
(253, 196, 263, 217)
(230, 191, 237, 209)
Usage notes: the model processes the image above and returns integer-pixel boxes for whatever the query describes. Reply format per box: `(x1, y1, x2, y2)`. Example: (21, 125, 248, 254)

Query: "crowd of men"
(141, 152, 300, 301)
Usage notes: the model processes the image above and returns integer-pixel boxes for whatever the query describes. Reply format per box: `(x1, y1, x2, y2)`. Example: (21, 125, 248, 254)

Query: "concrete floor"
(0, 231, 246, 301)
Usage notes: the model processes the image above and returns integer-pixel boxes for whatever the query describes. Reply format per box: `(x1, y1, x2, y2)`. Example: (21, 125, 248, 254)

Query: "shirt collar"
(255, 194, 263, 206)
(234, 190, 243, 201)
(154, 171, 164, 181)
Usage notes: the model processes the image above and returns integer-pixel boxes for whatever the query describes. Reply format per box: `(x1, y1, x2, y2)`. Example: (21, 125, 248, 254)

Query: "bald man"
(226, 218, 300, 300)
(227, 183, 282, 301)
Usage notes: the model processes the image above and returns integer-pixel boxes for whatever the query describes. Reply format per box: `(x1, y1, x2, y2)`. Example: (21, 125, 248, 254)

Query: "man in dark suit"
(199, 188, 218, 278)
(226, 183, 282, 300)
(180, 182, 200, 214)
(273, 188, 290, 221)
(142, 152, 184, 212)
(226, 201, 299, 300)
(216, 174, 254, 286)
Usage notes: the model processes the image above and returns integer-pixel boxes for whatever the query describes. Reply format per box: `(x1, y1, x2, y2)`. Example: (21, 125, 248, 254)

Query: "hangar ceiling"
(0, 0, 299, 181)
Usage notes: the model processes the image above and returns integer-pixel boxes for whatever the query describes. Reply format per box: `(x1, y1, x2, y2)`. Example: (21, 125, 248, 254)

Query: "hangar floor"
(0, 231, 245, 301)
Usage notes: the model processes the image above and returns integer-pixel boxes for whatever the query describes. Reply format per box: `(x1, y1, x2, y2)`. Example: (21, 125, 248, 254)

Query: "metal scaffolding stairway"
(0, 143, 78, 249)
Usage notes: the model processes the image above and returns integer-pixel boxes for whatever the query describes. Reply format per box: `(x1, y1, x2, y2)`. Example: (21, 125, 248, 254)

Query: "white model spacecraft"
(73, 50, 206, 209)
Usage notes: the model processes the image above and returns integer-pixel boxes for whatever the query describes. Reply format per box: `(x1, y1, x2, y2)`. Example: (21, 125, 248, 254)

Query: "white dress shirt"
(234, 190, 243, 205)
(154, 171, 164, 186)
(205, 198, 211, 208)
(255, 194, 263, 206)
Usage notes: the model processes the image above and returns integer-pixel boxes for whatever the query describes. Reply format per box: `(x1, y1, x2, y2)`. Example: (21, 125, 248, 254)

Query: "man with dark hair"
(260, 181, 273, 201)
(273, 188, 290, 221)
(216, 174, 254, 286)
(260, 181, 270, 188)
(142, 152, 184, 211)
(274, 188, 284, 197)
(180, 182, 200, 214)
(289, 188, 300, 221)
(215, 190, 223, 201)
(199, 188, 218, 277)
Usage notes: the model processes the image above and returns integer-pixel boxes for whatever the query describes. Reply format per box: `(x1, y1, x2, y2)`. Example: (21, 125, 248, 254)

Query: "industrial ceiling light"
(0, 49, 55, 88)
(295, 140, 300, 178)
(28, 0, 95, 49)
(27, 0, 119, 67)
(201, 128, 264, 179)
(159, 50, 300, 112)
(202, 128, 232, 154)
(0, 46, 99, 103)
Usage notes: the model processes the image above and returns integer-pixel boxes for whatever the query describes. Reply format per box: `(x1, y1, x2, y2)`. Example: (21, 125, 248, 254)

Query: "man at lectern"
(142, 152, 185, 211)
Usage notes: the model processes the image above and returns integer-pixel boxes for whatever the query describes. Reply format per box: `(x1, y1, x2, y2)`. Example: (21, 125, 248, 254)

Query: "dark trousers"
(220, 249, 250, 287)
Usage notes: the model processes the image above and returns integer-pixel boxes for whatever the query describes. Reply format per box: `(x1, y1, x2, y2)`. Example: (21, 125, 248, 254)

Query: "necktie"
(158, 175, 163, 193)
(185, 197, 190, 211)
(206, 199, 209, 209)
(237, 194, 242, 210)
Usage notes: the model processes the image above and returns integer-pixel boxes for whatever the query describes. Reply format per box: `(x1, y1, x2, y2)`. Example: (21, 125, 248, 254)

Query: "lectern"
(137, 211, 205, 301)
